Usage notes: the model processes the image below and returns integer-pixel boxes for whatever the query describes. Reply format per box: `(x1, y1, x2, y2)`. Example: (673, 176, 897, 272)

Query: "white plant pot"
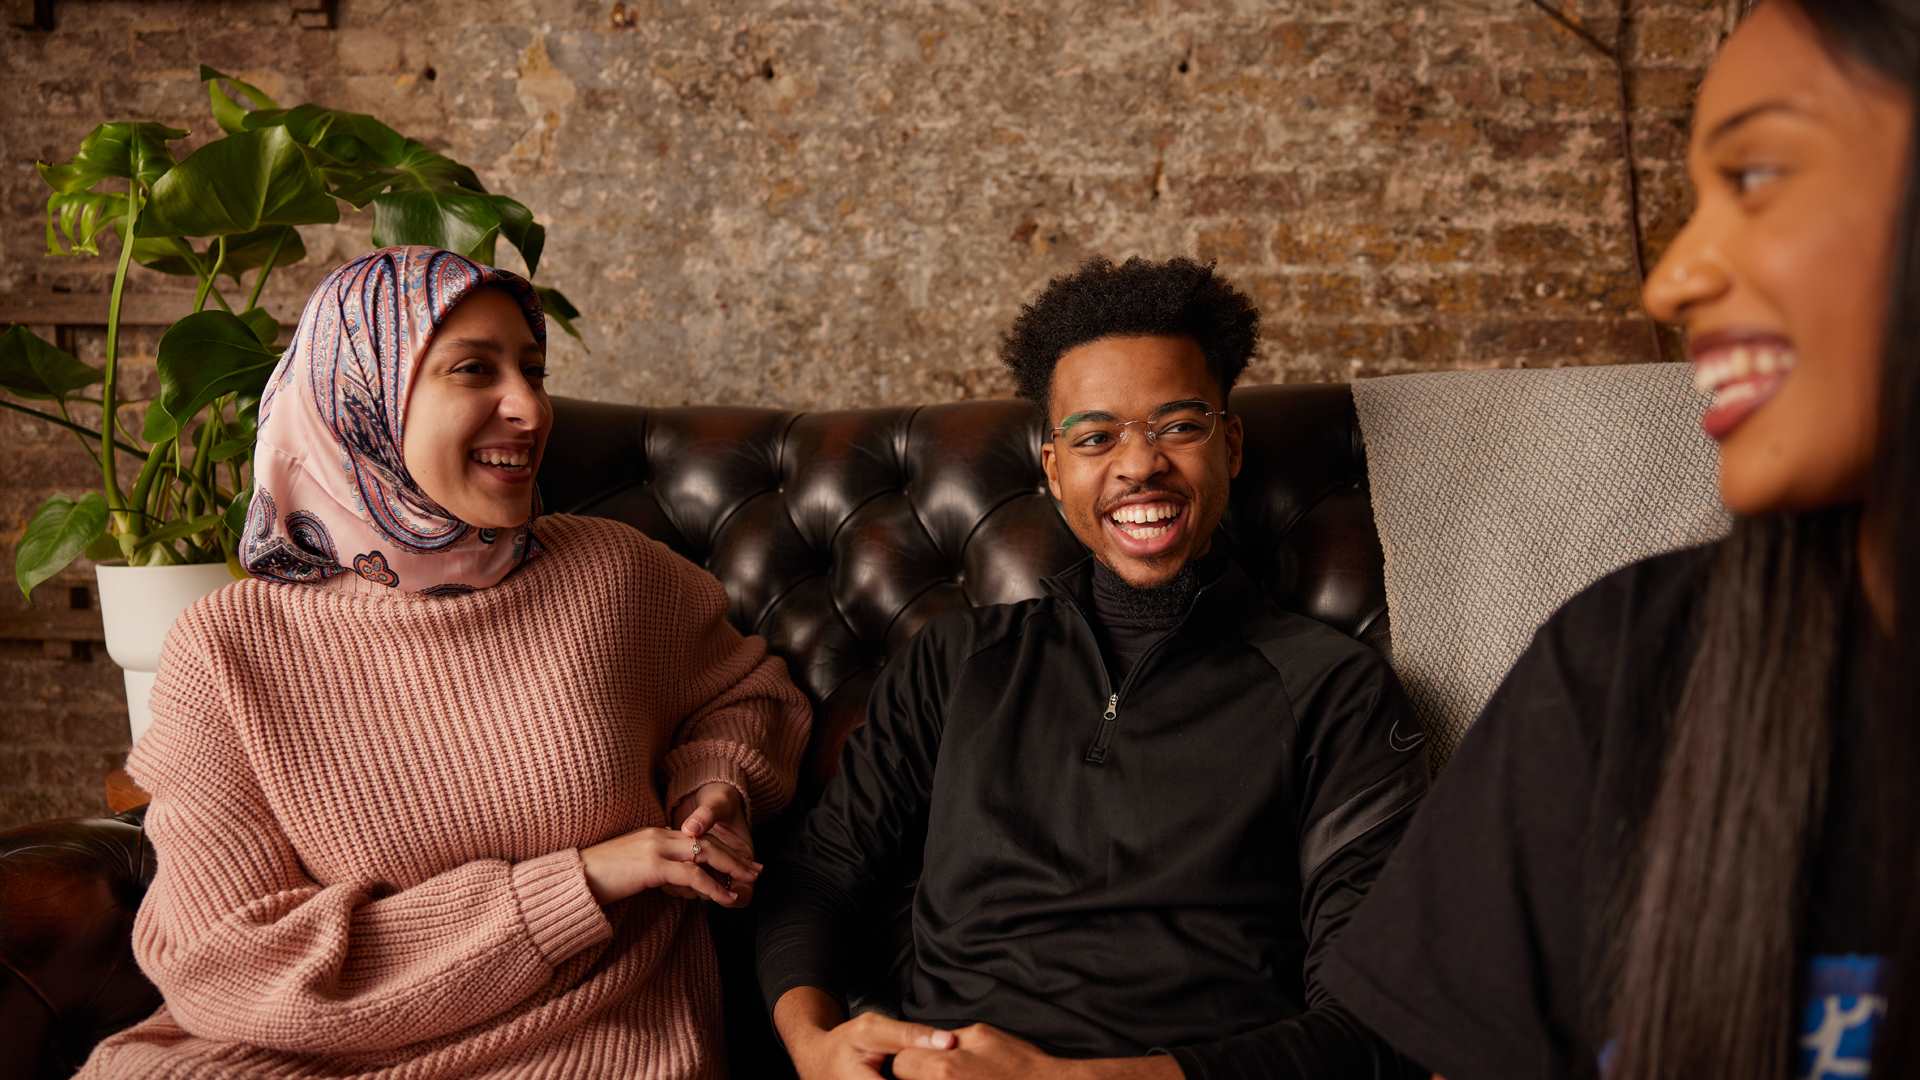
(96, 562, 237, 745)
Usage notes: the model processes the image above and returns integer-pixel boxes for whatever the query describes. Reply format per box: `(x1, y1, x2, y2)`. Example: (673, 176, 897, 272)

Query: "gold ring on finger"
(689, 839, 702, 862)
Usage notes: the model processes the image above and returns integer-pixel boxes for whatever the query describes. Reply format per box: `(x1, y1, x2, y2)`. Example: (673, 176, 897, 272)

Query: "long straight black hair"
(1604, 2, 1920, 1077)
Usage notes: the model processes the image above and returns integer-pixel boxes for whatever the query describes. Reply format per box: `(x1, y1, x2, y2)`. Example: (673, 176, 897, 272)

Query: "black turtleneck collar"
(1085, 544, 1233, 683)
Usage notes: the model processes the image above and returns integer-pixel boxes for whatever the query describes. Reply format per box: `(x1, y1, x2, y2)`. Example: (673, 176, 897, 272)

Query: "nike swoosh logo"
(1389, 719, 1426, 753)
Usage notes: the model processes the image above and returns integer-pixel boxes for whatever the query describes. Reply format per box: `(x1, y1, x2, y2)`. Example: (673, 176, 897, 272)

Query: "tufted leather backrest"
(540, 383, 1384, 796)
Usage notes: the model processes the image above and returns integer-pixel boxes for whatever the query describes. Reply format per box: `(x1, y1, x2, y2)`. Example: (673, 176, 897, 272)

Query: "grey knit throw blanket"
(1352, 363, 1730, 765)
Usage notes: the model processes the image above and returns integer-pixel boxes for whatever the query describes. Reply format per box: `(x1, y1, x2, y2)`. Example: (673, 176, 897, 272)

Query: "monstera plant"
(6, 65, 582, 600)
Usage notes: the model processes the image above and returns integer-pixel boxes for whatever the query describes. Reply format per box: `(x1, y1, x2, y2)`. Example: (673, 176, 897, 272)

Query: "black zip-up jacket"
(757, 555, 1429, 1079)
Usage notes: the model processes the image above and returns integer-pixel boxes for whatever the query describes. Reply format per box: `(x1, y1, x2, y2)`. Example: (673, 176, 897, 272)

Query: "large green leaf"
(533, 285, 584, 344)
(199, 65, 280, 135)
(15, 492, 107, 600)
(492, 195, 544, 277)
(237, 306, 279, 346)
(367, 189, 552, 274)
(222, 486, 252, 541)
(246, 105, 481, 204)
(44, 190, 130, 256)
(132, 513, 224, 554)
(252, 105, 415, 168)
(376, 140, 485, 196)
(240, 105, 550, 277)
(371, 189, 554, 276)
(209, 436, 253, 463)
(141, 399, 177, 444)
(0, 325, 102, 401)
(83, 530, 122, 563)
(134, 226, 307, 282)
(371, 189, 505, 263)
(138, 126, 339, 239)
(131, 235, 207, 276)
(154, 311, 280, 435)
(221, 225, 307, 278)
(37, 122, 186, 195)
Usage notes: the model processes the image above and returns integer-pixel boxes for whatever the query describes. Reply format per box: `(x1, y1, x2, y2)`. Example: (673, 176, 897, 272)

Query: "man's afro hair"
(999, 256, 1259, 412)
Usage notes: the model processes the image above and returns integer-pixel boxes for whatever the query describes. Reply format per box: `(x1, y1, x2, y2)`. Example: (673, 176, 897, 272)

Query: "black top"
(1087, 547, 1225, 681)
(757, 554, 1430, 1079)
(1323, 543, 1891, 1080)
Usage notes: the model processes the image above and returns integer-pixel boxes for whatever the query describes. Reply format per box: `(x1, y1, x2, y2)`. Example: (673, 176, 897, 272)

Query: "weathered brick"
(1287, 271, 1370, 313)
(1482, 269, 1645, 317)
(1370, 272, 1486, 318)
(0, 785, 91, 830)
(1500, 67, 1617, 115)
(1183, 172, 1307, 216)
(1263, 320, 1399, 367)
(1630, 14, 1726, 67)
(1428, 65, 1502, 113)
(1488, 16, 1621, 62)
(1273, 222, 1483, 268)
(1393, 321, 1467, 365)
(1633, 66, 1703, 113)
(1468, 317, 1664, 363)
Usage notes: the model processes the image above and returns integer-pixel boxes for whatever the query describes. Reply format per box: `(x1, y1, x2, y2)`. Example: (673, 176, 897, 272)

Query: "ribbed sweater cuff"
(666, 758, 754, 823)
(511, 849, 613, 966)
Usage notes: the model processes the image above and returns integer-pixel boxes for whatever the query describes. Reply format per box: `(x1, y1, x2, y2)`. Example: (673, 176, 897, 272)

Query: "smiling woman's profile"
(1321, 3, 1920, 1078)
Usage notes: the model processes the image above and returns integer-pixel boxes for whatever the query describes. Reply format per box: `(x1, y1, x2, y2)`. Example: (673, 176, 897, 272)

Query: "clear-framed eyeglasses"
(1051, 399, 1227, 458)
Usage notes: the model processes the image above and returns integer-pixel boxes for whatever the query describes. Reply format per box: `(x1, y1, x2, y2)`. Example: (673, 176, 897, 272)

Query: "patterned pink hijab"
(240, 247, 547, 596)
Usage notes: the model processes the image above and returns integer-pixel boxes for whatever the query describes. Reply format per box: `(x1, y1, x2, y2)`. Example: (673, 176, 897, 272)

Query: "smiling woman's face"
(1643, 1, 1913, 515)
(401, 287, 551, 529)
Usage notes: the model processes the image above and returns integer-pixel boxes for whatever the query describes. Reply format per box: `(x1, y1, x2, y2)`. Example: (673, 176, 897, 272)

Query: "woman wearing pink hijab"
(79, 247, 812, 1079)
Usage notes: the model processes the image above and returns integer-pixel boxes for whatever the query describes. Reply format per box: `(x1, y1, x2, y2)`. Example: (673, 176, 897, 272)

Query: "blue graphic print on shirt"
(1797, 954, 1884, 1080)
(1597, 954, 1884, 1078)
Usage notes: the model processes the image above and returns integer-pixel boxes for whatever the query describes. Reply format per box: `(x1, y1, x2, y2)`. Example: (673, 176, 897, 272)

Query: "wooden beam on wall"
(0, 289, 200, 329)
(0, 571, 104, 645)
(6, 0, 54, 31)
(291, 0, 334, 29)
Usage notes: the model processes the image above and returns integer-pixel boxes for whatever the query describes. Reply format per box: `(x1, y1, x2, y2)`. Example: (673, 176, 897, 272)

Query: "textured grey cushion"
(1353, 363, 1730, 765)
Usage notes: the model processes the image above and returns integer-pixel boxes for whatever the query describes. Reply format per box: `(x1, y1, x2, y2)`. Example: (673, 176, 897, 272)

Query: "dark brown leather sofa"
(0, 384, 1385, 1079)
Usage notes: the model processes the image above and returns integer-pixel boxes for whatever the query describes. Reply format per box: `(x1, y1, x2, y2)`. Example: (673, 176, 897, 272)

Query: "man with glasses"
(759, 257, 1427, 1080)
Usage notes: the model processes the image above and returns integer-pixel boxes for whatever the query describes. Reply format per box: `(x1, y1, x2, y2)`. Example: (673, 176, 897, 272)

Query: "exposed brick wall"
(0, 0, 1731, 825)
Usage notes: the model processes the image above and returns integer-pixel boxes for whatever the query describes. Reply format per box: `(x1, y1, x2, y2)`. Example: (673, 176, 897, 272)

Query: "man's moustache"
(1095, 485, 1191, 514)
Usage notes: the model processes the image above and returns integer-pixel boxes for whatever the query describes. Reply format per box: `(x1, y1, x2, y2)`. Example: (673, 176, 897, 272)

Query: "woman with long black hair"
(1323, 2, 1920, 1077)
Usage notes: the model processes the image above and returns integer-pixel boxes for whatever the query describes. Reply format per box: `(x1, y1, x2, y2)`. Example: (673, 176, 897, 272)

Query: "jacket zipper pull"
(1084, 694, 1120, 765)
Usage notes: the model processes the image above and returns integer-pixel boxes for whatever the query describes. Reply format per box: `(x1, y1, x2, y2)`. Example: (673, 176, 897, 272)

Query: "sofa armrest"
(0, 810, 160, 1080)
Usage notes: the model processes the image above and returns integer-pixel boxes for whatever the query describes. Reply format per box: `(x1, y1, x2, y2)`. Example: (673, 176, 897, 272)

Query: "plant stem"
(191, 411, 219, 502)
(157, 423, 228, 525)
(127, 438, 171, 529)
(245, 230, 287, 311)
(152, 464, 176, 525)
(102, 181, 142, 550)
(111, 401, 143, 446)
(194, 236, 228, 313)
(0, 396, 143, 457)
(180, 436, 202, 522)
(53, 399, 104, 468)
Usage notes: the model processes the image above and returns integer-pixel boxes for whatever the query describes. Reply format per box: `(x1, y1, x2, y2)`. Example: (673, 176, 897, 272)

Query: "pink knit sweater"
(79, 514, 812, 1079)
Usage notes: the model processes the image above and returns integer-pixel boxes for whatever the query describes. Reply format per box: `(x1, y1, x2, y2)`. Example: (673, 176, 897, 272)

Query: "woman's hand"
(665, 781, 760, 906)
(580, 820, 758, 907)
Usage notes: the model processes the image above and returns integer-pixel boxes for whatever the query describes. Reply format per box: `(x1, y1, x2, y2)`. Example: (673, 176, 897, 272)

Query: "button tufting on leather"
(533, 386, 1382, 785)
